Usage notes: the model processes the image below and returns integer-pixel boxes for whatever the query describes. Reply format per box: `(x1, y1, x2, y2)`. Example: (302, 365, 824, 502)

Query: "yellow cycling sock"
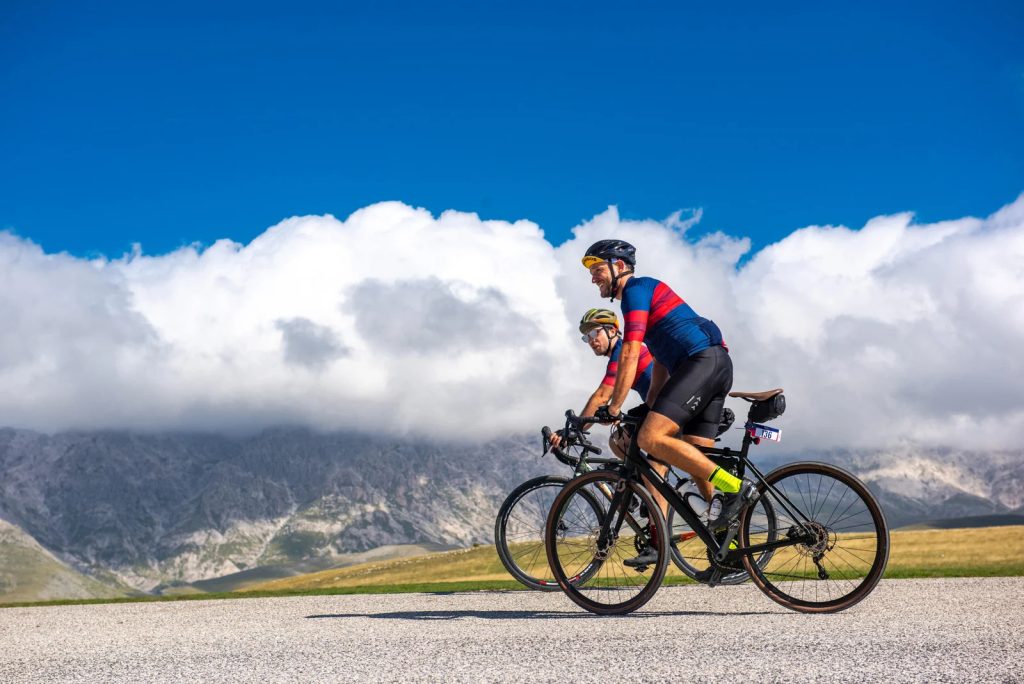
(708, 467, 741, 493)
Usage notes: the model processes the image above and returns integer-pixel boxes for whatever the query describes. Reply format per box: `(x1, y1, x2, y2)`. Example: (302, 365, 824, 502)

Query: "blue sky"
(1, 1, 1022, 257)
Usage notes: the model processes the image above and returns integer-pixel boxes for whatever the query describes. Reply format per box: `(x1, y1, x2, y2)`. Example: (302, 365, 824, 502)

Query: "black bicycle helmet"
(582, 239, 636, 268)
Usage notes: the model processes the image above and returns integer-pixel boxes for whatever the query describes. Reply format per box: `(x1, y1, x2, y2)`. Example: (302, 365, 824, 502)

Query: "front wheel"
(740, 462, 889, 613)
(545, 470, 669, 615)
(495, 476, 602, 591)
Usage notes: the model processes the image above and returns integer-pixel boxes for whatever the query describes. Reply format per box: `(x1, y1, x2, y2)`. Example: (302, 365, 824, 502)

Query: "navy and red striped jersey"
(620, 276, 725, 370)
(602, 338, 654, 401)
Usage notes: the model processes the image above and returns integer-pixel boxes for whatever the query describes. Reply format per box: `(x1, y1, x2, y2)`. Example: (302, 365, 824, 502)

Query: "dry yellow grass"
(249, 525, 1024, 592)
(885, 525, 1024, 577)
(251, 545, 513, 591)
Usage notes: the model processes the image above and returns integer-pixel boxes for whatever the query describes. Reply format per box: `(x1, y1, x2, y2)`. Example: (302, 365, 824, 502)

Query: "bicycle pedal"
(633, 565, 650, 573)
(706, 569, 724, 588)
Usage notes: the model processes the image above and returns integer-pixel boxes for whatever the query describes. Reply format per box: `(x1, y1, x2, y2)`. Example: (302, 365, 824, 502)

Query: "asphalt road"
(1, 578, 1021, 683)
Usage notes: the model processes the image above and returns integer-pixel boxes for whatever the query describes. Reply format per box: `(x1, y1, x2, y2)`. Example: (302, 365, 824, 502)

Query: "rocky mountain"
(0, 427, 1021, 599)
(824, 445, 1023, 528)
(0, 427, 551, 593)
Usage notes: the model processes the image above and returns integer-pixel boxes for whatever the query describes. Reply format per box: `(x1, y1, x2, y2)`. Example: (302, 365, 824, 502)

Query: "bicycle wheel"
(495, 476, 602, 591)
(667, 480, 778, 585)
(740, 462, 889, 613)
(545, 470, 669, 615)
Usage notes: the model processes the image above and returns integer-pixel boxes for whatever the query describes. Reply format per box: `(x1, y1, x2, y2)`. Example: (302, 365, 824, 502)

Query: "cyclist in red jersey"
(582, 239, 756, 566)
(549, 308, 654, 460)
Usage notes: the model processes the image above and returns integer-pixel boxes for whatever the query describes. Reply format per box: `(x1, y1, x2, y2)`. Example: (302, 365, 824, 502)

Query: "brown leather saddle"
(728, 388, 783, 402)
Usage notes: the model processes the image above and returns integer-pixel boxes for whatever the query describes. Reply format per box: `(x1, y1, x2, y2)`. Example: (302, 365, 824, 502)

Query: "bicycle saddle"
(728, 388, 783, 401)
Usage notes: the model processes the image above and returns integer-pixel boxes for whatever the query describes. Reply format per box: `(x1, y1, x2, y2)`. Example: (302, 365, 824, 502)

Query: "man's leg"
(638, 412, 724, 488)
(639, 346, 744, 497)
(681, 434, 716, 503)
(611, 426, 671, 520)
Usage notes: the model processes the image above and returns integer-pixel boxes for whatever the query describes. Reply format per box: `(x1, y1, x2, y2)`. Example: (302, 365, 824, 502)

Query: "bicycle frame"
(586, 414, 817, 569)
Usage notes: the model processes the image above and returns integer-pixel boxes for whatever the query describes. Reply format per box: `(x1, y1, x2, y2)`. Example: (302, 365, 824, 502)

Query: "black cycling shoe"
(691, 567, 715, 583)
(707, 480, 758, 531)
(623, 546, 659, 568)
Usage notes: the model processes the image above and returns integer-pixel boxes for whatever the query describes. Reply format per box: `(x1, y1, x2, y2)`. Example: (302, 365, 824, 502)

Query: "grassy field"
(3, 525, 1022, 609)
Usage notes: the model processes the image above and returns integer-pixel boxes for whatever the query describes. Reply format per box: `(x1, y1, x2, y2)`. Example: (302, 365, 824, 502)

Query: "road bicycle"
(543, 389, 890, 614)
(495, 407, 772, 590)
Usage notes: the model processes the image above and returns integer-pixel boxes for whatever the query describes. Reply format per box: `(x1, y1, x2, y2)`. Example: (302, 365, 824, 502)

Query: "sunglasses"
(581, 327, 607, 343)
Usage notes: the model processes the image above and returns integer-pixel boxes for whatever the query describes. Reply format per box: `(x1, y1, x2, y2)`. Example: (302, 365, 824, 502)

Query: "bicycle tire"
(740, 462, 889, 613)
(545, 470, 669, 615)
(494, 476, 603, 591)
(666, 479, 778, 585)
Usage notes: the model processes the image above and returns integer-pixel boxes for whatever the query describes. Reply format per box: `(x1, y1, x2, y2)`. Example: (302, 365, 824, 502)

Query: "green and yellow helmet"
(579, 308, 619, 333)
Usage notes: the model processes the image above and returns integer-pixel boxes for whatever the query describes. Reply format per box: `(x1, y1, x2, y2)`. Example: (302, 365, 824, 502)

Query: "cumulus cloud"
(1, 195, 1022, 449)
(275, 317, 349, 370)
(350, 278, 538, 353)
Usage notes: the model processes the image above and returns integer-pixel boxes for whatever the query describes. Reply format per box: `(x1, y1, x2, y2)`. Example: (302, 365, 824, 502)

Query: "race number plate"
(748, 422, 782, 442)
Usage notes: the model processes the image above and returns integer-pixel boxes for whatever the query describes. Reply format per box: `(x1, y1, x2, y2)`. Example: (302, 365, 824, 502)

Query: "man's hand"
(594, 404, 622, 423)
(549, 428, 566, 449)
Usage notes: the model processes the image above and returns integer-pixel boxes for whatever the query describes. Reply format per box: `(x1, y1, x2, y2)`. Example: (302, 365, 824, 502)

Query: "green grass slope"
(250, 525, 1024, 592)
(0, 519, 129, 603)
(4, 525, 1022, 609)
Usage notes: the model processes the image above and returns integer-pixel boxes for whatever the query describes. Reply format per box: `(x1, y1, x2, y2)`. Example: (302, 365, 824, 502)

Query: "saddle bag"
(715, 407, 735, 436)
(747, 394, 786, 423)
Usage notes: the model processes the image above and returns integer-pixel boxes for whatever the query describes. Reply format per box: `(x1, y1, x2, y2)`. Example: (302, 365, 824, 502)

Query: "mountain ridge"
(1, 426, 1020, 598)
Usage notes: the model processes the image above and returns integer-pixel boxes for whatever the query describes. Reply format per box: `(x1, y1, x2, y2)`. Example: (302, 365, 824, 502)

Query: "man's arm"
(580, 383, 614, 431)
(607, 340, 642, 414)
(609, 278, 651, 416)
(645, 361, 668, 406)
(550, 383, 613, 448)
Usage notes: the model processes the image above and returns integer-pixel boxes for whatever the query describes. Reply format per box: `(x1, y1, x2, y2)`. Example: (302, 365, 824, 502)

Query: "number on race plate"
(748, 422, 782, 442)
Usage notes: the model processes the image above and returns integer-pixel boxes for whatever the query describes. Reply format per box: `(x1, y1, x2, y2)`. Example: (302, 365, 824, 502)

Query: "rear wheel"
(545, 470, 668, 614)
(740, 462, 889, 613)
(495, 476, 602, 591)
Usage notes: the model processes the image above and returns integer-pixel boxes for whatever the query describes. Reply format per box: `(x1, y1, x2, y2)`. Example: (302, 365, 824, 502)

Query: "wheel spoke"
(547, 473, 668, 614)
(742, 463, 888, 612)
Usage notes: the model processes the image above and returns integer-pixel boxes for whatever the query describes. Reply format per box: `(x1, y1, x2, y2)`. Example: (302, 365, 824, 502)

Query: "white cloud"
(1, 195, 1022, 449)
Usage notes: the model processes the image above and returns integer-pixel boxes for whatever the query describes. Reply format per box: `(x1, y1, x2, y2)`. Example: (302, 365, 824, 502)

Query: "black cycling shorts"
(650, 345, 733, 439)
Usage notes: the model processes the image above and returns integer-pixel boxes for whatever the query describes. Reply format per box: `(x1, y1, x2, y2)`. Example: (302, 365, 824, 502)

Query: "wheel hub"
(795, 521, 834, 557)
(586, 527, 614, 561)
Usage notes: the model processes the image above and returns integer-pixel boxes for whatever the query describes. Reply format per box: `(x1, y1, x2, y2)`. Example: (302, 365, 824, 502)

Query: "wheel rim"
(742, 464, 888, 610)
(500, 481, 569, 588)
(547, 472, 667, 612)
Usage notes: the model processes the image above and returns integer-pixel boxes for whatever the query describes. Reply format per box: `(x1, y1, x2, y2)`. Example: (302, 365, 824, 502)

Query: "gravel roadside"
(1, 577, 1021, 683)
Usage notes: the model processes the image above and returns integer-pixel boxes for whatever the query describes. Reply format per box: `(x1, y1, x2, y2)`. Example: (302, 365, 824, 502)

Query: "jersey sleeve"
(601, 360, 618, 387)
(602, 341, 622, 387)
(621, 279, 653, 343)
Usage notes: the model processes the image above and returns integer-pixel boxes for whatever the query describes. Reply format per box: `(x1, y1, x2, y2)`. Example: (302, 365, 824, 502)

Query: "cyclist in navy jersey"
(549, 308, 654, 459)
(582, 240, 757, 566)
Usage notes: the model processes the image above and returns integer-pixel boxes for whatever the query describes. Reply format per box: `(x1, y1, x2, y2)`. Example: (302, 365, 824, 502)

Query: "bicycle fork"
(595, 478, 634, 559)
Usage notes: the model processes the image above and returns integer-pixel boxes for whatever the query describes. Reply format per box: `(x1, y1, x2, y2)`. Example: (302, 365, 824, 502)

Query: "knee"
(637, 425, 659, 453)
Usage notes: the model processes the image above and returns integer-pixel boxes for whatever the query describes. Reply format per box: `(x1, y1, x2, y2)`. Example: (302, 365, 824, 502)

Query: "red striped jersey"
(621, 276, 725, 370)
(602, 338, 654, 401)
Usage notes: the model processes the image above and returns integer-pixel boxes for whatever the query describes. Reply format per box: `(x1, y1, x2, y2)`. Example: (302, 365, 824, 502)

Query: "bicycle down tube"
(577, 413, 813, 566)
